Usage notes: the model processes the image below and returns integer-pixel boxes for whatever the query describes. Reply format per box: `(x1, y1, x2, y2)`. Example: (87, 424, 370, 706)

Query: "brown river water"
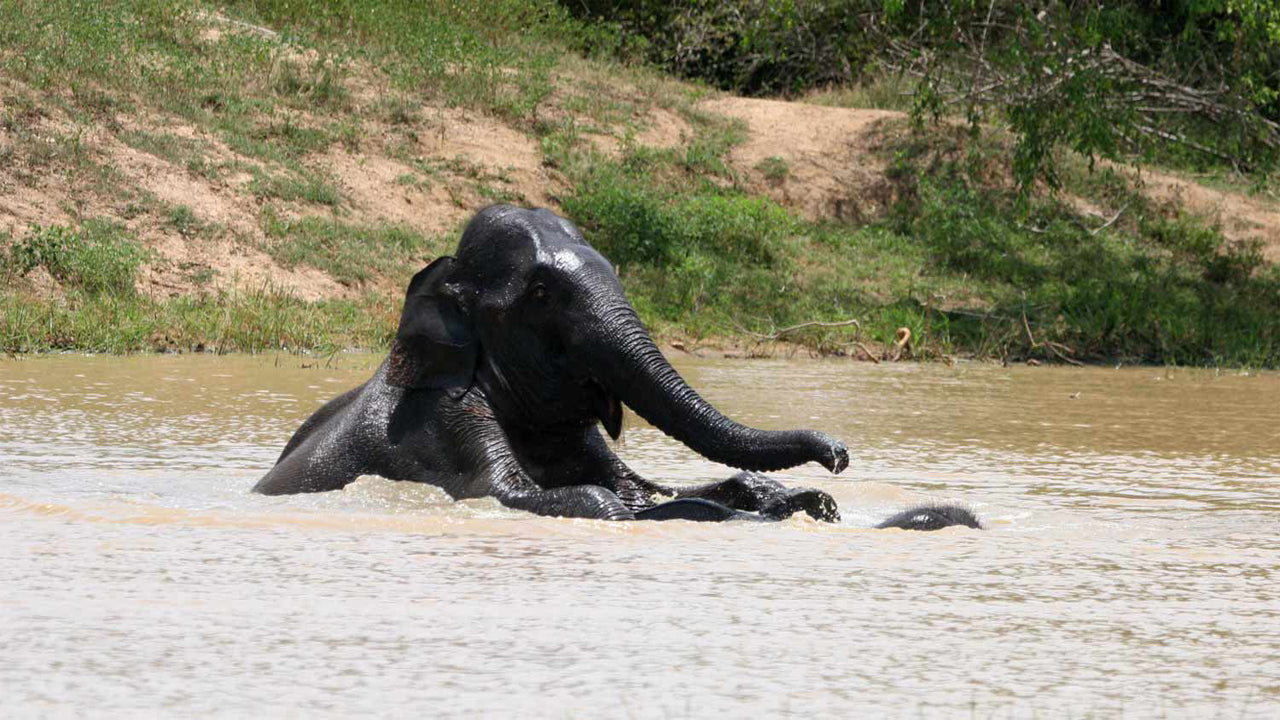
(1, 353, 1278, 718)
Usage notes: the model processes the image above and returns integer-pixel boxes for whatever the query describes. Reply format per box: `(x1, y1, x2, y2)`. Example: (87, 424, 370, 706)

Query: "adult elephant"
(254, 205, 979, 529)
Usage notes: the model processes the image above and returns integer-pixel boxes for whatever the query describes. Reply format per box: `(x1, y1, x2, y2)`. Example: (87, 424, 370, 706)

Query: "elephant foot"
(668, 472, 842, 522)
(875, 504, 981, 531)
(634, 498, 766, 522)
(759, 487, 841, 523)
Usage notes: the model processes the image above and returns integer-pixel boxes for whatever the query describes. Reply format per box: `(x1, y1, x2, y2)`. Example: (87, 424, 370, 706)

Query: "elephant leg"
(606, 462, 669, 512)
(497, 483, 636, 521)
(501, 482, 752, 523)
(554, 428, 672, 512)
(605, 465, 770, 522)
(253, 385, 369, 495)
(252, 435, 363, 495)
(473, 453, 638, 520)
(453, 408, 636, 520)
(535, 429, 810, 522)
(634, 498, 766, 522)
(674, 471, 841, 522)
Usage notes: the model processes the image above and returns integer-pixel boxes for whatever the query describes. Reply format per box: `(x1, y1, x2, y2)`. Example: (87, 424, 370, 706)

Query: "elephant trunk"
(579, 302, 848, 474)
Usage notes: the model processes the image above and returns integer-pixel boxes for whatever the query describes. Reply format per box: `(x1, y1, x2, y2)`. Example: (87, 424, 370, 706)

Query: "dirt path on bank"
(703, 96, 1280, 262)
(1136, 168, 1280, 262)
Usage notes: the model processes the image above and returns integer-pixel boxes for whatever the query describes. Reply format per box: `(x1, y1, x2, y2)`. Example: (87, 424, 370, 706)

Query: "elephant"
(254, 205, 979, 530)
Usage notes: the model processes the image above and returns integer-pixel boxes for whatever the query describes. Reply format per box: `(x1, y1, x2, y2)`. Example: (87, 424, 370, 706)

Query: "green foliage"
(888, 147, 1279, 366)
(562, 165, 790, 269)
(1, 0, 1275, 367)
(889, 2, 1280, 184)
(564, 1, 1280, 185)
(546, 93, 1280, 366)
(556, 139, 945, 349)
(563, 1, 874, 95)
(3, 222, 151, 295)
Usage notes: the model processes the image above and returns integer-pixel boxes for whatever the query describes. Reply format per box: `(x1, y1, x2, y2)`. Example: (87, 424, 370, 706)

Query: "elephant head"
(385, 205, 849, 476)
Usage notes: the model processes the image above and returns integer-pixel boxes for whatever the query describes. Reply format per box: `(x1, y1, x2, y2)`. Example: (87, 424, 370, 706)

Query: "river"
(2, 353, 1277, 718)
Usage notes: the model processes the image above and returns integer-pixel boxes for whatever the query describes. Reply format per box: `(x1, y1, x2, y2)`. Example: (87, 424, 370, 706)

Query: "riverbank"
(2, 2, 1278, 365)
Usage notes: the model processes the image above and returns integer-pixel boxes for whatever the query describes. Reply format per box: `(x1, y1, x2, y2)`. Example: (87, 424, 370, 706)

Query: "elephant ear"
(386, 256, 477, 396)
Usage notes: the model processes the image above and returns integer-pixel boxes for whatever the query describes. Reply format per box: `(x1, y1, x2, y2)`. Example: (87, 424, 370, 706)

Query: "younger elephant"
(254, 205, 972, 528)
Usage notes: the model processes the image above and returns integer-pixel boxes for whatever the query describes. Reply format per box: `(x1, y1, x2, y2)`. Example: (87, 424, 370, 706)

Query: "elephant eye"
(531, 283, 549, 303)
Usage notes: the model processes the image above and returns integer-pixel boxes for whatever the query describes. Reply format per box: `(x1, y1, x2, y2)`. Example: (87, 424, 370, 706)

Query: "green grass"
(118, 129, 210, 166)
(874, 131, 1280, 366)
(0, 288, 398, 354)
(803, 74, 918, 113)
(754, 156, 790, 182)
(555, 137, 961, 352)
(248, 168, 342, 206)
(259, 212, 444, 286)
(0, 0, 580, 122)
(166, 204, 210, 238)
(0, 218, 402, 354)
(214, 0, 581, 122)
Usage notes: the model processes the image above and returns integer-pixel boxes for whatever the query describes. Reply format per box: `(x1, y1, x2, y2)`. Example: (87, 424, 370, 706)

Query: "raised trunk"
(581, 303, 848, 474)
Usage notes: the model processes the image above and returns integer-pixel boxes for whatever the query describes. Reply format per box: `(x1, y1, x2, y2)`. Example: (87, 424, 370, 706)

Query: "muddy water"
(1, 354, 1278, 718)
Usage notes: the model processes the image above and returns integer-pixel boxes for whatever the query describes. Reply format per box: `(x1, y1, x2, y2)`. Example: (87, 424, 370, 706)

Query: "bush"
(561, 166, 793, 269)
(563, 0, 875, 95)
(892, 152, 1280, 365)
(563, 1, 1280, 184)
(4, 222, 151, 295)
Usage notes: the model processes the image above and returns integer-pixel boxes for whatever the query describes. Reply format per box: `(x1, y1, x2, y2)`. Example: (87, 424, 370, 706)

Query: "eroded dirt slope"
(0, 93, 556, 299)
(4, 11, 1277, 304)
(706, 96, 1280, 262)
(1137, 169, 1280, 262)
(701, 97, 901, 224)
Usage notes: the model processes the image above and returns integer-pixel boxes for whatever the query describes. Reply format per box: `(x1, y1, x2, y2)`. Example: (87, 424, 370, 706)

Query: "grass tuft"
(259, 212, 443, 286)
(249, 169, 342, 206)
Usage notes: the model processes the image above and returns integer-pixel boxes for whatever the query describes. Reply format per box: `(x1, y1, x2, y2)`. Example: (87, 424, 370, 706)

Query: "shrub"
(561, 167, 792, 270)
(4, 222, 151, 295)
(755, 156, 789, 182)
(562, 1, 1280, 185)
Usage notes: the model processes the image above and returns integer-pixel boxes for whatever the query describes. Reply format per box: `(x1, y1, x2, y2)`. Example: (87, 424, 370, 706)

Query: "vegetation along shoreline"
(2, 1, 1277, 366)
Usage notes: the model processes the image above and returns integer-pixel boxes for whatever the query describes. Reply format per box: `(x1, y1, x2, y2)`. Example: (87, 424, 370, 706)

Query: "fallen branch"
(194, 10, 281, 40)
(745, 318, 862, 341)
(1022, 310, 1083, 365)
(1046, 341, 1085, 366)
(1091, 204, 1127, 235)
(1131, 124, 1244, 169)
